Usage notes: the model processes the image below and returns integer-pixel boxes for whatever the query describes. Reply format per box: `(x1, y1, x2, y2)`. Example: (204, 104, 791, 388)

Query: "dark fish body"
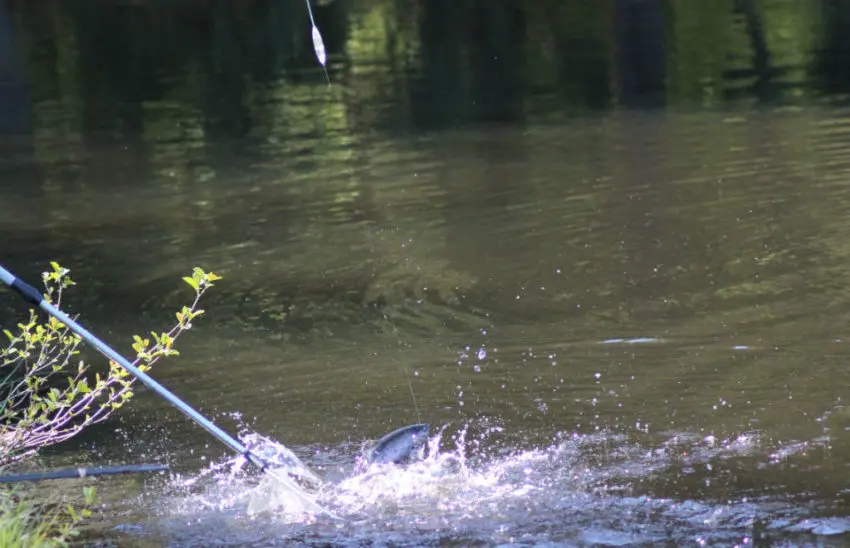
(368, 423, 430, 464)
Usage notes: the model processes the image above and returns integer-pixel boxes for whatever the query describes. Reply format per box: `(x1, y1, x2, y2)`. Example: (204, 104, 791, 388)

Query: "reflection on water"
(5, 0, 850, 545)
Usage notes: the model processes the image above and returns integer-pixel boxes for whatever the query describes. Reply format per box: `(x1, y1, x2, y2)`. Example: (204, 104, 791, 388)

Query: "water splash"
(123, 424, 849, 546)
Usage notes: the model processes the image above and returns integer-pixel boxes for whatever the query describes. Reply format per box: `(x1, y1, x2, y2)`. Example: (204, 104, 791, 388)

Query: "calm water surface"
(4, 0, 850, 546)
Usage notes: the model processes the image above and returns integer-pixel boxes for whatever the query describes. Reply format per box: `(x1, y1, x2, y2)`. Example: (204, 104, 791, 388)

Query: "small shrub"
(0, 263, 221, 468)
(0, 485, 96, 548)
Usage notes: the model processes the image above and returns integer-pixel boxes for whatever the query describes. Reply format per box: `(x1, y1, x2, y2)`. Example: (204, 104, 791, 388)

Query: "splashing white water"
(135, 423, 847, 546)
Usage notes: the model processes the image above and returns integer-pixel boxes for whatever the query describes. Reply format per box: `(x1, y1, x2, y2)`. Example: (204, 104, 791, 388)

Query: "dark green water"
(4, 0, 850, 546)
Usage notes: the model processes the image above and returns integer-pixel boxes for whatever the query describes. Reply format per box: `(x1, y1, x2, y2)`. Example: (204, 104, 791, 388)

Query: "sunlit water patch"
(102, 423, 850, 546)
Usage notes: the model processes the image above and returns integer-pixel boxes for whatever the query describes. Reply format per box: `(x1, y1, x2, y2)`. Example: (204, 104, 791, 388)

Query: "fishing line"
(304, 0, 330, 84)
(404, 365, 422, 424)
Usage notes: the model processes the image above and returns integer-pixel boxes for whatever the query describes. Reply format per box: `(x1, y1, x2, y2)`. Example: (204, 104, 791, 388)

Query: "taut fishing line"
(304, 0, 330, 84)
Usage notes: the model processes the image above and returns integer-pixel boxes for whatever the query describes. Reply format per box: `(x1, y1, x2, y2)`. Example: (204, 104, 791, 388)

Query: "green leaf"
(0, 261, 221, 470)
(83, 486, 97, 504)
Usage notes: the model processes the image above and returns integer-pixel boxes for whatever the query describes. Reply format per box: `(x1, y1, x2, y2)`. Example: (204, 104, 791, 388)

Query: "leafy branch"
(0, 264, 221, 468)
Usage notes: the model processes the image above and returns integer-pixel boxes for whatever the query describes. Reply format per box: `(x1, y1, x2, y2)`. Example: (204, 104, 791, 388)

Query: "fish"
(367, 423, 430, 465)
(246, 423, 431, 515)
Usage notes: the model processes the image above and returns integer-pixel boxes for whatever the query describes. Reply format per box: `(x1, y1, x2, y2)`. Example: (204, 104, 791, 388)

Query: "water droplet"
(477, 348, 487, 360)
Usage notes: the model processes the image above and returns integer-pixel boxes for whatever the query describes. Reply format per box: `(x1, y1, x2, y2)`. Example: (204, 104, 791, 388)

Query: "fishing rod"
(0, 265, 328, 514)
(0, 463, 169, 484)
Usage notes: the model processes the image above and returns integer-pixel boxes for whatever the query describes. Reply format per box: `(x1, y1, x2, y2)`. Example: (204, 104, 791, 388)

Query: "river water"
(4, 0, 850, 546)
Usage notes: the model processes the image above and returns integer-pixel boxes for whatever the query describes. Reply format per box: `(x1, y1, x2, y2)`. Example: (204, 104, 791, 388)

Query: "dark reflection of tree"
(410, 0, 467, 130)
(73, 2, 167, 187)
(811, 0, 850, 95)
(724, 0, 779, 103)
(737, 0, 771, 81)
(467, 0, 525, 125)
(612, 0, 666, 109)
(202, 1, 252, 152)
(546, 1, 612, 110)
(0, 0, 30, 136)
(0, 0, 36, 196)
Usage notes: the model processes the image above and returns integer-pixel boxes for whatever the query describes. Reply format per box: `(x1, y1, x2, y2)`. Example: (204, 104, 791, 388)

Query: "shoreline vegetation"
(0, 485, 95, 548)
(1, 264, 220, 545)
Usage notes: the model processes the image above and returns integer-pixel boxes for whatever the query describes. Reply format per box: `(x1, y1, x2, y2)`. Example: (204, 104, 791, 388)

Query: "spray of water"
(123, 421, 846, 546)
